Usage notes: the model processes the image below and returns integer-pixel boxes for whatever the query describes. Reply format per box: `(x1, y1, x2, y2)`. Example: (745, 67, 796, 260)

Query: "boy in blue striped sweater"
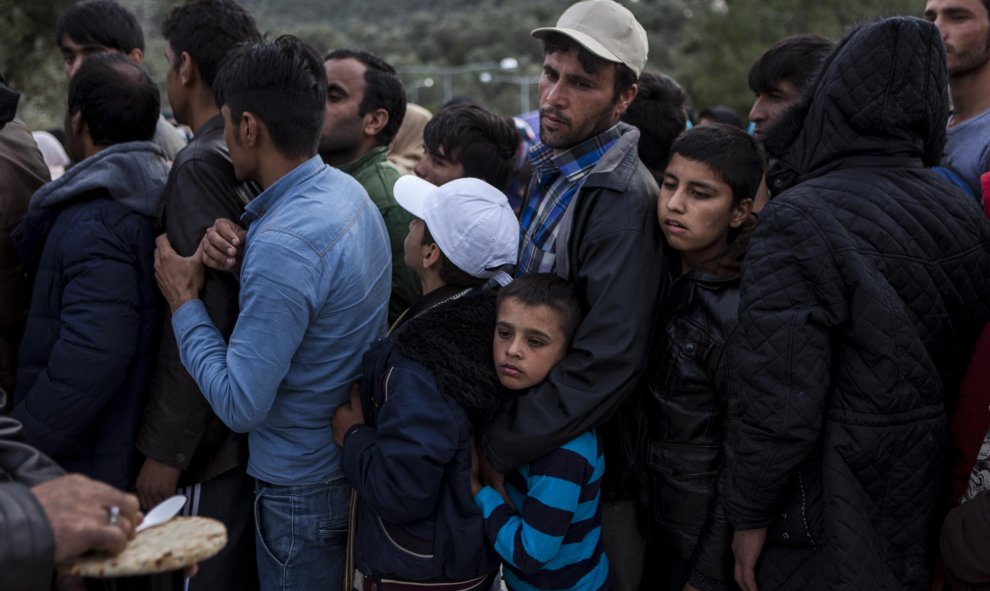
(471, 274, 610, 591)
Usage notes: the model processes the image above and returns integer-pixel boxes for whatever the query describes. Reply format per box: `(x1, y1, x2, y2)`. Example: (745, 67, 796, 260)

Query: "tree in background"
(677, 0, 921, 117)
(3, 0, 932, 131)
(0, 0, 74, 128)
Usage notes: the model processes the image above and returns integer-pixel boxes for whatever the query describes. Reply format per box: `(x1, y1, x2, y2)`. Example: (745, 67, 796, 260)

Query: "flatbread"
(59, 516, 227, 577)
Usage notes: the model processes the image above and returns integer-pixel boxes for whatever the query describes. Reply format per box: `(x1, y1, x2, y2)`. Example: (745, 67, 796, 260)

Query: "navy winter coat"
(341, 288, 505, 582)
(10, 141, 168, 491)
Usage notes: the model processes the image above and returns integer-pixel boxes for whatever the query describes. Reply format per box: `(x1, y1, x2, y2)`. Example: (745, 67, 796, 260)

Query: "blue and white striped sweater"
(475, 430, 609, 591)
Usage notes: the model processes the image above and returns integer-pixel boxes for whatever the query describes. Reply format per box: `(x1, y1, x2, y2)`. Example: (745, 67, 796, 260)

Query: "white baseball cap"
(394, 176, 519, 281)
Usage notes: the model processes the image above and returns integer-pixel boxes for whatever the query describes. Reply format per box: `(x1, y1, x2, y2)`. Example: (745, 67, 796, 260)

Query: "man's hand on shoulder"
(154, 233, 205, 314)
(200, 218, 246, 275)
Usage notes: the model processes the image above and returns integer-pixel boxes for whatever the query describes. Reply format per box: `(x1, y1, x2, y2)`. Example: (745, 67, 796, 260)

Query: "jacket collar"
(582, 122, 643, 192)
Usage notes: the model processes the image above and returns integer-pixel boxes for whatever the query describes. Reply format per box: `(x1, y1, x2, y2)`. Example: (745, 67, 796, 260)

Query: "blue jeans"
(254, 477, 350, 591)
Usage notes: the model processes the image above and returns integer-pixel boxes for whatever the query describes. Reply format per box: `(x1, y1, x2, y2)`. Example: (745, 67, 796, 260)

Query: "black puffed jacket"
(725, 18, 990, 590)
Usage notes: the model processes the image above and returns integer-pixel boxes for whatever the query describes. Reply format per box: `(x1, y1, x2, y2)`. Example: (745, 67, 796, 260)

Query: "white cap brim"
(531, 26, 623, 66)
(393, 175, 438, 219)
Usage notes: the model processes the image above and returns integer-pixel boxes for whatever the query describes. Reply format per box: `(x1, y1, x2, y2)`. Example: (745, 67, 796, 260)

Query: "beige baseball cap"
(532, 0, 648, 77)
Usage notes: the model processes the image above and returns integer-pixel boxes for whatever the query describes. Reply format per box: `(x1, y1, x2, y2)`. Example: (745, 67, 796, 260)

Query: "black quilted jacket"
(724, 17, 990, 590)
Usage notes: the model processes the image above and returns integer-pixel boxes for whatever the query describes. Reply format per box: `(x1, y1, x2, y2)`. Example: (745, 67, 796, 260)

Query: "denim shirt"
(173, 155, 391, 485)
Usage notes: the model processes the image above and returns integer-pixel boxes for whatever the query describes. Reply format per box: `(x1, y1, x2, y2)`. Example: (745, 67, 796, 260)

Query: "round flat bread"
(59, 516, 227, 578)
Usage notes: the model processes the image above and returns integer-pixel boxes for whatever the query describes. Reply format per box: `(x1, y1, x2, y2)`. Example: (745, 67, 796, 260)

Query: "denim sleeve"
(173, 229, 324, 433)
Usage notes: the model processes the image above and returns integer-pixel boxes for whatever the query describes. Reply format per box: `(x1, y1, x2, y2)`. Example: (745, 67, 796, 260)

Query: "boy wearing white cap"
(331, 176, 519, 591)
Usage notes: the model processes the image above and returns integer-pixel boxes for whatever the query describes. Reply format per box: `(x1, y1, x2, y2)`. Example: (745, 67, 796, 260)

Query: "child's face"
(658, 154, 751, 269)
(414, 146, 465, 186)
(493, 297, 568, 390)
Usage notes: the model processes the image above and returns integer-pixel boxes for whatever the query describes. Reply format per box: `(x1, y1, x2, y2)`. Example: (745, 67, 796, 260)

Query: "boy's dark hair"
(163, 0, 261, 89)
(669, 124, 765, 205)
(497, 274, 582, 343)
(543, 32, 638, 99)
(213, 36, 326, 159)
(324, 49, 407, 146)
(423, 104, 518, 190)
(421, 225, 486, 289)
(748, 33, 834, 95)
(68, 52, 159, 146)
(55, 0, 144, 53)
(621, 71, 687, 172)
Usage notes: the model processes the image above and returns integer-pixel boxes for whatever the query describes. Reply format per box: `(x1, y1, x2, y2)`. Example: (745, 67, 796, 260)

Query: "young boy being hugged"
(646, 124, 763, 591)
(471, 274, 610, 591)
(331, 175, 519, 590)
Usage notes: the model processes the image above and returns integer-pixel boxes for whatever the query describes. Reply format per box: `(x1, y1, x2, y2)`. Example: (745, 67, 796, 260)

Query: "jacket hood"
(393, 288, 511, 424)
(29, 141, 169, 217)
(765, 17, 948, 186)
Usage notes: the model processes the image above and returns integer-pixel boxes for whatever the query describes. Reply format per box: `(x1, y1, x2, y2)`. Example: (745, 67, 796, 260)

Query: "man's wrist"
(168, 294, 199, 315)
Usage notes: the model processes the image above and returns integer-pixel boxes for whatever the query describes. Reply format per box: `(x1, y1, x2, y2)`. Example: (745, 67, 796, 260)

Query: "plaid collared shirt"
(517, 125, 622, 276)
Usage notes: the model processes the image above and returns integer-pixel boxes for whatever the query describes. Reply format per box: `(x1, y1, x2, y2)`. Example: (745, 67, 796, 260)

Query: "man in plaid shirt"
(479, 2, 666, 590)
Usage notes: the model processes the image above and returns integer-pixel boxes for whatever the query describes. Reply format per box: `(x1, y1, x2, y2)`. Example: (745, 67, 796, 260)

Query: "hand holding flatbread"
(31, 474, 141, 562)
(59, 516, 227, 577)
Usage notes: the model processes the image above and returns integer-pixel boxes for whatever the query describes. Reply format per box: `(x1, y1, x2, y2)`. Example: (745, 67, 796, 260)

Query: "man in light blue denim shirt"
(155, 37, 391, 591)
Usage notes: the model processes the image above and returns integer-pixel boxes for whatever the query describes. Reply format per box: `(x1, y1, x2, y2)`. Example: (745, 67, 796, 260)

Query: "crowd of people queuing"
(2, 0, 990, 590)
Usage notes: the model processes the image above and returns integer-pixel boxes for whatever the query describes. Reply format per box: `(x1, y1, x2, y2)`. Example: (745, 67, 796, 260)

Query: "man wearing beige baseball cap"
(478, 2, 665, 590)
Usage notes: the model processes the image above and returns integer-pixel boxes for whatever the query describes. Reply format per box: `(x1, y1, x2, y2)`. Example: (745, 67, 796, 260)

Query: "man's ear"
(241, 112, 259, 147)
(614, 81, 638, 118)
(69, 110, 86, 138)
(179, 51, 197, 87)
(362, 108, 389, 140)
(127, 47, 144, 64)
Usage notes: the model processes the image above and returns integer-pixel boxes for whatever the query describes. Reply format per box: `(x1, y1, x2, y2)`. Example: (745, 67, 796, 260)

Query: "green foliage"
(672, 0, 923, 117)
(0, 0, 74, 130)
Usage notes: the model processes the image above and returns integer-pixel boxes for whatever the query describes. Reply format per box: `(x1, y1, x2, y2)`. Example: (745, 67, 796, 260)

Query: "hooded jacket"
(341, 288, 505, 582)
(10, 141, 169, 491)
(724, 18, 990, 590)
